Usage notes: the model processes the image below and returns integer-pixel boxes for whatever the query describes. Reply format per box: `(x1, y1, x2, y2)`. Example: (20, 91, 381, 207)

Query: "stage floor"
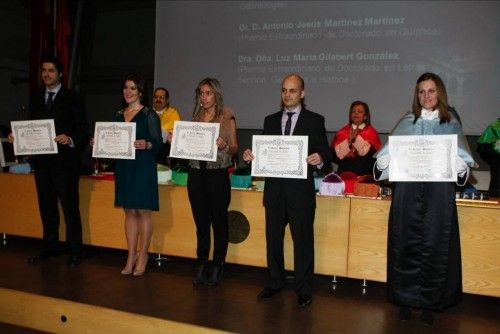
(1, 236, 499, 333)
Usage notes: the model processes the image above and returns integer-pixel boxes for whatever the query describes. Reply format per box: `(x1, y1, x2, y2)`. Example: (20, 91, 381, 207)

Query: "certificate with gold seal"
(389, 134, 457, 182)
(169, 121, 220, 162)
(251, 135, 308, 179)
(11, 119, 58, 155)
(92, 122, 136, 160)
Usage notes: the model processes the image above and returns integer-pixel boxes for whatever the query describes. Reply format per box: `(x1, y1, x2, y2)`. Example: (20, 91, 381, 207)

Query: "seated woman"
(331, 101, 382, 175)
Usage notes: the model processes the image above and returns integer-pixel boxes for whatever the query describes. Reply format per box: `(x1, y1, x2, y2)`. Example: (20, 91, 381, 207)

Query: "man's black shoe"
(67, 253, 82, 267)
(420, 310, 434, 326)
(257, 287, 282, 302)
(297, 294, 312, 308)
(27, 250, 60, 264)
(399, 307, 411, 321)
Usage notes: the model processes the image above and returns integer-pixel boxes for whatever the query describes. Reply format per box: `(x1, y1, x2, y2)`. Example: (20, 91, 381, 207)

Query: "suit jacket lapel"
(51, 87, 63, 110)
(50, 86, 67, 118)
(268, 112, 283, 135)
(293, 109, 310, 135)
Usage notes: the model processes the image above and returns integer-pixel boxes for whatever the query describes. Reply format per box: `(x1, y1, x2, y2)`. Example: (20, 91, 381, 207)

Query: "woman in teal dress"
(114, 74, 162, 276)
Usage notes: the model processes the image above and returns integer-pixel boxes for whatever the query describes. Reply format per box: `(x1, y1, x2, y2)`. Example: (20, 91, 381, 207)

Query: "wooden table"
(1, 173, 498, 297)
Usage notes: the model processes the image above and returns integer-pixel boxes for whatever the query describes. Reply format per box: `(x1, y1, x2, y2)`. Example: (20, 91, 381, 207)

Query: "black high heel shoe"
(193, 263, 208, 285)
(207, 263, 224, 286)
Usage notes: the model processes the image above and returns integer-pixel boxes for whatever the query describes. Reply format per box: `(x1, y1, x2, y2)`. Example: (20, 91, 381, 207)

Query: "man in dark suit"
(10, 57, 89, 266)
(243, 74, 332, 307)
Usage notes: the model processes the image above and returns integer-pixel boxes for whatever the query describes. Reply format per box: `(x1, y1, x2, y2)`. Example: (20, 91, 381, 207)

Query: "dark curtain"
(29, 0, 72, 93)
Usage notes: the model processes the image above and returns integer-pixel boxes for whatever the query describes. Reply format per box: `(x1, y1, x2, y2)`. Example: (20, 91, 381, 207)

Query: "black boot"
(193, 263, 208, 285)
(420, 309, 434, 326)
(207, 263, 224, 286)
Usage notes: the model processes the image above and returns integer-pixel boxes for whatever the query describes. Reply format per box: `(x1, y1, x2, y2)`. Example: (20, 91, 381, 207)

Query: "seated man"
(152, 87, 181, 166)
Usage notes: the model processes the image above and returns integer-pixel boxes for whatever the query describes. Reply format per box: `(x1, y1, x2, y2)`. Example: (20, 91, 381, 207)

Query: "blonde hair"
(192, 78, 224, 122)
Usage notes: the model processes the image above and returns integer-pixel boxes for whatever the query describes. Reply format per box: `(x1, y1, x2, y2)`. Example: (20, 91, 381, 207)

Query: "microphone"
(21, 106, 27, 120)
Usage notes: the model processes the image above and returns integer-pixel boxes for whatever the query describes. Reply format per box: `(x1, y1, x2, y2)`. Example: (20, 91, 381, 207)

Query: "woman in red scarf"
(331, 101, 381, 175)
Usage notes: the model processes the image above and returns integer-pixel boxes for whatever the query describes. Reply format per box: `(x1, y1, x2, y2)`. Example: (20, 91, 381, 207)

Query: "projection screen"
(155, 1, 499, 135)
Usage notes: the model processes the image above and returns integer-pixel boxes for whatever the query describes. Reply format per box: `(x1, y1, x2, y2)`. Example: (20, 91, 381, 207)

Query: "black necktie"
(284, 112, 294, 135)
(46, 92, 55, 110)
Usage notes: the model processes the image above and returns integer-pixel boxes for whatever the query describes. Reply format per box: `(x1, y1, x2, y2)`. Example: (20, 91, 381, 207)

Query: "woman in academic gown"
(373, 72, 477, 325)
(331, 100, 382, 175)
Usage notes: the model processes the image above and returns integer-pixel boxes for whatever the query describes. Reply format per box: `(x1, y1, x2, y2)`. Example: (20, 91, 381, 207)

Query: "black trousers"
(34, 164, 82, 253)
(265, 206, 315, 296)
(187, 167, 230, 265)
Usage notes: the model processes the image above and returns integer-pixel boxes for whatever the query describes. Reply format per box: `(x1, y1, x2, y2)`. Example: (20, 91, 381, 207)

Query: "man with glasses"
(152, 87, 181, 166)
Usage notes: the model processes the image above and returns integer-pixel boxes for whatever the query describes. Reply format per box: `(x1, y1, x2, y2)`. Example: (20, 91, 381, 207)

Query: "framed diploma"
(389, 134, 457, 182)
(11, 119, 58, 155)
(251, 135, 308, 179)
(0, 138, 17, 167)
(169, 121, 220, 161)
(92, 122, 136, 160)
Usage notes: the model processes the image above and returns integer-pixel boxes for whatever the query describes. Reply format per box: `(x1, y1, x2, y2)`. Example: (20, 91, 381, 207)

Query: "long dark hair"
(412, 72, 450, 124)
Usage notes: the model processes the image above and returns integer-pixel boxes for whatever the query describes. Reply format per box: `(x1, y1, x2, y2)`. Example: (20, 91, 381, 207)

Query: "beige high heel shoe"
(121, 253, 137, 275)
(133, 253, 148, 277)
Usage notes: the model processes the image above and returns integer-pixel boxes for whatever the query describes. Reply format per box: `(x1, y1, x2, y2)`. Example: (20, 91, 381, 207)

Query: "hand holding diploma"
(134, 139, 151, 150)
(55, 134, 73, 146)
(305, 152, 323, 166)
